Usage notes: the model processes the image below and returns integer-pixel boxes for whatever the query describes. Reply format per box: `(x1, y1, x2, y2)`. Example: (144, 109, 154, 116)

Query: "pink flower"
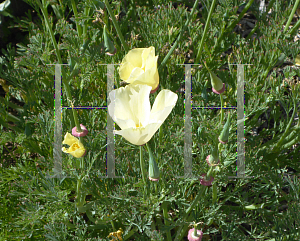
(72, 124, 88, 137)
(199, 173, 214, 186)
(188, 228, 203, 241)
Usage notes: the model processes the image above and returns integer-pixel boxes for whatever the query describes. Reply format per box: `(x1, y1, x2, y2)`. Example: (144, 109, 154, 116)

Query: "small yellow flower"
(62, 133, 86, 158)
(119, 46, 159, 91)
(108, 228, 123, 241)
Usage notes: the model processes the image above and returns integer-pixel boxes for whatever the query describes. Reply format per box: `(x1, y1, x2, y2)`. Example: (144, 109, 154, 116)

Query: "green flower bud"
(204, 62, 225, 94)
(219, 112, 231, 144)
(147, 144, 160, 181)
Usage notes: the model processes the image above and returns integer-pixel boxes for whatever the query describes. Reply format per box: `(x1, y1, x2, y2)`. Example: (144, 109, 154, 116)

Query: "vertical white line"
(237, 64, 245, 178)
(184, 64, 192, 178)
(107, 64, 115, 178)
(53, 64, 62, 176)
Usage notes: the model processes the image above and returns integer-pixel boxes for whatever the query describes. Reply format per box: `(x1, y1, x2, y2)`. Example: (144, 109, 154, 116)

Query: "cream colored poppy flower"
(62, 133, 86, 158)
(108, 84, 178, 146)
(119, 46, 159, 91)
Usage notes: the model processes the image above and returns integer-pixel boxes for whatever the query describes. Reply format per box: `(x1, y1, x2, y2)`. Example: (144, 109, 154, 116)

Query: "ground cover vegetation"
(0, 0, 300, 240)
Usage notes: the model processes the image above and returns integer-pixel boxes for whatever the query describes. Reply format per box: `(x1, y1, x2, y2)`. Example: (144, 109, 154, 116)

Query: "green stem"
(104, 0, 128, 53)
(193, 226, 198, 236)
(158, 0, 200, 72)
(83, 6, 89, 38)
(283, 0, 300, 33)
(220, 94, 224, 125)
(162, 201, 172, 241)
(159, 123, 163, 145)
(288, 18, 300, 36)
(206, 166, 214, 180)
(140, 145, 147, 185)
(71, 0, 82, 37)
(40, 0, 82, 133)
(272, 95, 297, 153)
(174, 185, 207, 241)
(195, 0, 218, 62)
(212, 182, 217, 204)
(281, 134, 300, 150)
(76, 176, 86, 211)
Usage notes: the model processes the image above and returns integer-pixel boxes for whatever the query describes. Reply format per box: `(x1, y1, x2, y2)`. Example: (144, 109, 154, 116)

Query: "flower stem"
(162, 201, 172, 241)
(140, 145, 147, 185)
(272, 94, 297, 153)
(284, 0, 300, 33)
(212, 182, 217, 204)
(104, 0, 128, 53)
(71, 0, 83, 37)
(76, 175, 86, 211)
(220, 93, 224, 125)
(159, 124, 163, 146)
(39, 0, 81, 133)
(193, 226, 198, 236)
(195, 0, 218, 62)
(174, 185, 207, 241)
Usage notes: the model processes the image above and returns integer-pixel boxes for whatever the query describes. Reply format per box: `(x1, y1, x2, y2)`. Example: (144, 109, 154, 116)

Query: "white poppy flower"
(108, 84, 178, 145)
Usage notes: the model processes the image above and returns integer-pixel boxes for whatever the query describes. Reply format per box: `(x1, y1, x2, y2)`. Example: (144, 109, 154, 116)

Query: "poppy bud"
(72, 124, 88, 137)
(147, 144, 160, 181)
(188, 228, 203, 241)
(204, 62, 225, 94)
(218, 112, 231, 144)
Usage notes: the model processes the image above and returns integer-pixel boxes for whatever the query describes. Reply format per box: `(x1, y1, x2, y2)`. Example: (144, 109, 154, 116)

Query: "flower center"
(70, 143, 80, 151)
(135, 121, 142, 128)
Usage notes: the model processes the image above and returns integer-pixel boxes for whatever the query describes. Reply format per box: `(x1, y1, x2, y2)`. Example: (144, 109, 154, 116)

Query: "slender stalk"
(283, 0, 300, 33)
(83, 6, 89, 38)
(162, 201, 172, 241)
(39, 0, 82, 132)
(139, 145, 147, 185)
(71, 0, 82, 37)
(220, 94, 224, 125)
(288, 18, 300, 36)
(193, 226, 198, 236)
(76, 175, 86, 211)
(212, 182, 217, 204)
(159, 123, 163, 145)
(104, 0, 128, 53)
(158, 0, 200, 72)
(272, 95, 297, 153)
(174, 185, 207, 241)
(195, 0, 218, 62)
